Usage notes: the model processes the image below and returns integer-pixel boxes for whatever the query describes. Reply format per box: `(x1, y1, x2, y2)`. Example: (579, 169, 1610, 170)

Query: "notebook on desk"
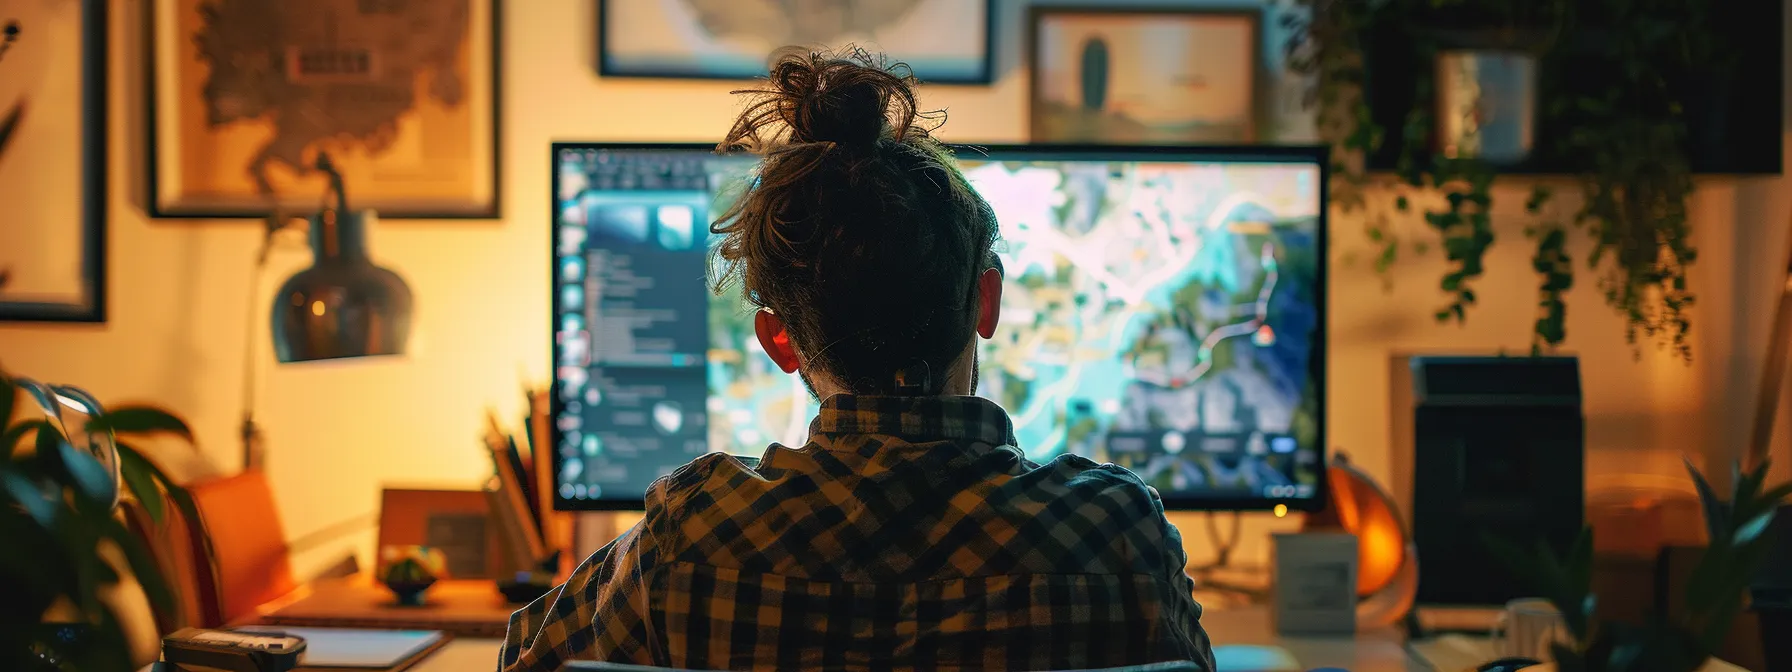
(234, 626, 446, 671)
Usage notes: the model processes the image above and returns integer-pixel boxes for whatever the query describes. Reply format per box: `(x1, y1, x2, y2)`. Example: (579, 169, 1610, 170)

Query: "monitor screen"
(551, 143, 1327, 511)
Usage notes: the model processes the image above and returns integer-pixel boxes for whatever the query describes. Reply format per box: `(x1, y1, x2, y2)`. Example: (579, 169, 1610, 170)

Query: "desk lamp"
(239, 153, 413, 468)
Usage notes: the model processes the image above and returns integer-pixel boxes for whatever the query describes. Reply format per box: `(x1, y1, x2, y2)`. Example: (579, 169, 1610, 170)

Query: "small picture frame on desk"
(1272, 532, 1359, 636)
(378, 487, 505, 580)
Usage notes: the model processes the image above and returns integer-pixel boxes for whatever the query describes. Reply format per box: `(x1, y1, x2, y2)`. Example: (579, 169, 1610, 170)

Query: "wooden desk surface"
(248, 575, 521, 639)
(403, 605, 1423, 672)
(411, 638, 506, 672)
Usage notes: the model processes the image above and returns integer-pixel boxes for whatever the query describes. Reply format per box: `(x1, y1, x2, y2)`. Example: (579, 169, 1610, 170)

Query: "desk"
(411, 638, 505, 671)
(402, 605, 1423, 672)
(1204, 606, 1421, 672)
(249, 575, 520, 638)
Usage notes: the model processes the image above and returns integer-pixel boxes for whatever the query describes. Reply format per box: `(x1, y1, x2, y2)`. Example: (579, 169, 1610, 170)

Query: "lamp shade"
(271, 209, 413, 363)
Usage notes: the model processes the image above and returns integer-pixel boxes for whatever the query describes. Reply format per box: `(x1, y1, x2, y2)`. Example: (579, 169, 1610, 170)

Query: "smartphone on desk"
(161, 628, 306, 672)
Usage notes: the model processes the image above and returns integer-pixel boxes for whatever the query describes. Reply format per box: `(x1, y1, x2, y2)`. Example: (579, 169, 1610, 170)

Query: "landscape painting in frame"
(601, 0, 992, 83)
(0, 0, 105, 322)
(1031, 9, 1260, 144)
(148, 0, 499, 218)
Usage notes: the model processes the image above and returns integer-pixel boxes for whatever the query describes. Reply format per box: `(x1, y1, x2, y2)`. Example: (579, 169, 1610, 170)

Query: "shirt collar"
(808, 395, 1018, 447)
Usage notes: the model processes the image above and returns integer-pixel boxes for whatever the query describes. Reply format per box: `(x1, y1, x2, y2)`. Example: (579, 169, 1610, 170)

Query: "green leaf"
(1735, 509, 1775, 546)
(33, 418, 63, 467)
(1567, 527, 1594, 595)
(0, 372, 14, 429)
(1, 469, 57, 526)
(118, 442, 206, 560)
(1685, 457, 1728, 542)
(117, 446, 165, 525)
(1606, 638, 1644, 672)
(1, 418, 46, 460)
(101, 515, 175, 622)
(1526, 185, 1554, 213)
(59, 517, 109, 618)
(89, 406, 193, 441)
(1757, 481, 1792, 508)
(1550, 642, 1585, 672)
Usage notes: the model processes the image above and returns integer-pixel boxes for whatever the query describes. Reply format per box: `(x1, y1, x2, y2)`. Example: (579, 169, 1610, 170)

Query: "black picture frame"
(144, 0, 503, 220)
(0, 0, 107, 323)
(1027, 6, 1263, 145)
(597, 0, 996, 84)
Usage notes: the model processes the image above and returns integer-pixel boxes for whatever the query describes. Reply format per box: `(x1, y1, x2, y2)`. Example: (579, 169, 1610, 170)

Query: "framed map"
(147, 0, 500, 219)
(600, 0, 993, 83)
(0, 0, 106, 322)
(1029, 8, 1260, 144)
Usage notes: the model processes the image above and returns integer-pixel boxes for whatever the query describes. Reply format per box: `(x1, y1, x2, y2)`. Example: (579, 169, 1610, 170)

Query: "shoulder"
(1035, 454, 1164, 511)
(652, 452, 763, 507)
(641, 452, 772, 541)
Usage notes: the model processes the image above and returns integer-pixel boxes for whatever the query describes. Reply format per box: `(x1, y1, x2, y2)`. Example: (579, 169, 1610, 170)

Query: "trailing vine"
(1550, 0, 1713, 360)
(1286, 0, 1713, 361)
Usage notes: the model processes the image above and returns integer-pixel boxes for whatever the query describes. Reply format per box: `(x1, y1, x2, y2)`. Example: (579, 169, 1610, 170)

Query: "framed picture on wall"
(599, 0, 994, 83)
(1029, 7, 1261, 144)
(0, 0, 106, 322)
(147, 0, 501, 219)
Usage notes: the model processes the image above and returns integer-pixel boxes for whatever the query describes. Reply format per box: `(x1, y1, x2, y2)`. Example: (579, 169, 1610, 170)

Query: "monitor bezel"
(550, 141, 1329, 513)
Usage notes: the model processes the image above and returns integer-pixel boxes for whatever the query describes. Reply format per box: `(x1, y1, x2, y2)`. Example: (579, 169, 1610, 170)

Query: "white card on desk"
(1271, 532, 1358, 636)
(236, 625, 443, 668)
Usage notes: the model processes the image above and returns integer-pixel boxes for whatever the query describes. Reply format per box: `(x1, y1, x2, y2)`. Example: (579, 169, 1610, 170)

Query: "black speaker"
(1409, 356, 1586, 606)
(1752, 506, 1792, 672)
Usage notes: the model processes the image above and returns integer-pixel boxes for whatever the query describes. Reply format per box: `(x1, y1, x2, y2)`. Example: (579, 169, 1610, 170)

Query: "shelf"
(1359, 0, 1782, 176)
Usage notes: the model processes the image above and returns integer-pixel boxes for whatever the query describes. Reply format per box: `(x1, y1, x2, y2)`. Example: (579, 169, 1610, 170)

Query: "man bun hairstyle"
(710, 47, 999, 396)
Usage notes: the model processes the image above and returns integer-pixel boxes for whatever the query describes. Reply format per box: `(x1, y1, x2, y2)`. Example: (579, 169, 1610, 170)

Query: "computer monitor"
(551, 143, 1327, 511)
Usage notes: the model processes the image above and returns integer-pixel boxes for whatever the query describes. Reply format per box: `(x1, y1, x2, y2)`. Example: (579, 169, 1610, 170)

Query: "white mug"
(1490, 597, 1573, 660)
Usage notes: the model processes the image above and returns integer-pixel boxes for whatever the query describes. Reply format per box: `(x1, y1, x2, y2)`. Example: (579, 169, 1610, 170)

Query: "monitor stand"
(1188, 511, 1270, 603)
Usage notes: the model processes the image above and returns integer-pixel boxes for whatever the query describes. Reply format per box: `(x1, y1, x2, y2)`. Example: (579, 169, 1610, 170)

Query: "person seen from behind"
(499, 47, 1216, 672)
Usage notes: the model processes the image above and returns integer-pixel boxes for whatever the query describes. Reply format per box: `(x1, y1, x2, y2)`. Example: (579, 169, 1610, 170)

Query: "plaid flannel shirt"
(499, 395, 1215, 671)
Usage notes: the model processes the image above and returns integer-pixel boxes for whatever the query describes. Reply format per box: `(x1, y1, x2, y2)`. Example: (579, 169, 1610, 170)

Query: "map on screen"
(553, 146, 1324, 507)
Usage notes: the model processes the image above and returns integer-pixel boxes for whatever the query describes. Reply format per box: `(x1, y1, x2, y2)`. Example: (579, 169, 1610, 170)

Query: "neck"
(805, 348, 976, 399)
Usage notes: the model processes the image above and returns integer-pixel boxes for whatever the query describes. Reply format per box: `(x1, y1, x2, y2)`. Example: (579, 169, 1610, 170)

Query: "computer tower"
(1403, 356, 1585, 606)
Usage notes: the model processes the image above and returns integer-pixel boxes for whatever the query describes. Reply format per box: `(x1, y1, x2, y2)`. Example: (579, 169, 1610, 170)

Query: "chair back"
(184, 470, 296, 625)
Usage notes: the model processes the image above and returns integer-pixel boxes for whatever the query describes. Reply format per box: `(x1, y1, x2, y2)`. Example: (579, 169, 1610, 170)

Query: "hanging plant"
(1286, 0, 1713, 360)
(1546, 0, 1716, 361)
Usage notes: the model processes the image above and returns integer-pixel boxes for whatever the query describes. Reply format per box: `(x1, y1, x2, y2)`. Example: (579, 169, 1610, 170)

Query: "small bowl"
(385, 578, 438, 606)
(497, 578, 553, 604)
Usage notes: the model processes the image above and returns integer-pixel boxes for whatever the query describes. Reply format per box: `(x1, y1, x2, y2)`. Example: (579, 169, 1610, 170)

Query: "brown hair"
(709, 47, 999, 395)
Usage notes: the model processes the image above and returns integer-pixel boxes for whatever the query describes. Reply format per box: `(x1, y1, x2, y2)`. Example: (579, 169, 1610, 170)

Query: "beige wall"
(2, 0, 1790, 576)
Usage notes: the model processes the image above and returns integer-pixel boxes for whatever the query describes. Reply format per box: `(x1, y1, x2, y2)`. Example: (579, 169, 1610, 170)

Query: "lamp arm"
(316, 152, 349, 215)
(240, 213, 304, 470)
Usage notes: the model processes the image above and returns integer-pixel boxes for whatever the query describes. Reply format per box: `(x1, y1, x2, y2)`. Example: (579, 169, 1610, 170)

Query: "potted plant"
(1487, 458, 1789, 671)
(1, 367, 201, 671)
(1285, 0, 1714, 359)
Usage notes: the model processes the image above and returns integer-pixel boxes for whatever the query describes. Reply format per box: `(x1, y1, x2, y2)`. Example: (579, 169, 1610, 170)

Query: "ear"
(754, 310, 801, 374)
(976, 267, 1002, 340)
